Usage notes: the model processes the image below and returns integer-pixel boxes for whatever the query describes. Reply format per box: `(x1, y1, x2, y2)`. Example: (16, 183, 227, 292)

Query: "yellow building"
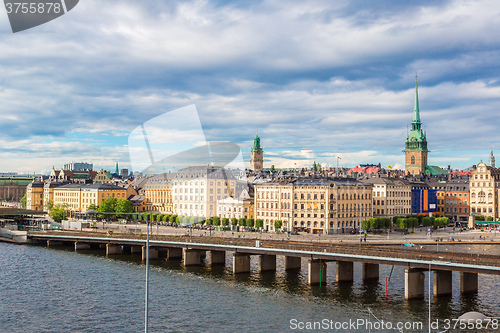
(255, 177, 373, 234)
(144, 174, 173, 214)
(53, 183, 128, 214)
(26, 181, 45, 211)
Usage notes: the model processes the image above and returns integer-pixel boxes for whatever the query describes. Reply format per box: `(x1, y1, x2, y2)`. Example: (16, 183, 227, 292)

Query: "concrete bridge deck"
(28, 231, 500, 275)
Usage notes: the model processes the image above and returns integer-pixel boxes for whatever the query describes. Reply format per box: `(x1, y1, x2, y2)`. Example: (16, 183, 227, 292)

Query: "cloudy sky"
(1, 0, 499, 174)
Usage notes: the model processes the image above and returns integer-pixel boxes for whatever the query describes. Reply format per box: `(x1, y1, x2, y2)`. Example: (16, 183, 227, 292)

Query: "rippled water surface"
(1, 242, 499, 332)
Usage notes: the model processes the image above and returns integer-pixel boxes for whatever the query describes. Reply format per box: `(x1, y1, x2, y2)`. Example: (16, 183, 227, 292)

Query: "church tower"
(489, 149, 495, 168)
(404, 77, 428, 175)
(250, 133, 264, 171)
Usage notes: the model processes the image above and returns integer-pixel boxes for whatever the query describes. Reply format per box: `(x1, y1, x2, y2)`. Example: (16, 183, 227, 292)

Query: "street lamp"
(85, 210, 150, 333)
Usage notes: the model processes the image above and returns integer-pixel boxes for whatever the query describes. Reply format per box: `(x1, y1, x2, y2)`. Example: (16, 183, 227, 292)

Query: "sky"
(1, 0, 500, 174)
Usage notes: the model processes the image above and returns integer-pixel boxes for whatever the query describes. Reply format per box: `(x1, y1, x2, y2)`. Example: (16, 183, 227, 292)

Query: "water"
(1, 242, 499, 332)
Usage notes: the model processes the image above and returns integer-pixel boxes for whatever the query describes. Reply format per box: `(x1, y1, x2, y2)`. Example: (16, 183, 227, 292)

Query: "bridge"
(24, 231, 500, 300)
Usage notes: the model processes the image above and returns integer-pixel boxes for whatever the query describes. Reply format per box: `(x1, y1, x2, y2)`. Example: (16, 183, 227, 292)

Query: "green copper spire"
(115, 162, 119, 174)
(251, 133, 263, 152)
(413, 74, 421, 124)
(404, 75, 428, 152)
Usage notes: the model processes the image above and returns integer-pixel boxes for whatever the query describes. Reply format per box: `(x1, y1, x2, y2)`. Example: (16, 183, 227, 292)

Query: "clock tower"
(404, 77, 428, 175)
(250, 133, 264, 171)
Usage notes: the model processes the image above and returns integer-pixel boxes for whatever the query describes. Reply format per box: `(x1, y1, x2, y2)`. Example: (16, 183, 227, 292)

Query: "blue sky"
(1, 0, 500, 174)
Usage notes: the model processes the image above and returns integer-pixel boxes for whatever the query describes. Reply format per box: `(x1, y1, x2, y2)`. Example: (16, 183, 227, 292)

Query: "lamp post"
(85, 210, 150, 333)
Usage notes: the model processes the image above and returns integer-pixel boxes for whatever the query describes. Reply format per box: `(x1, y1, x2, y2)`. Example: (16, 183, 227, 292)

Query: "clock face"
(411, 138, 416, 141)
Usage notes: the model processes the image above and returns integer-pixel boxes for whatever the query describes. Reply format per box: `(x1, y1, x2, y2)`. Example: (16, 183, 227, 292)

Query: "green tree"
(271, 165, 275, 172)
(369, 218, 379, 230)
(50, 204, 68, 223)
(115, 199, 133, 218)
(380, 217, 391, 229)
(274, 220, 282, 230)
(397, 217, 408, 229)
(246, 218, 254, 228)
(44, 199, 55, 212)
(487, 216, 494, 222)
(222, 218, 229, 226)
(162, 214, 169, 222)
(422, 216, 432, 227)
(256, 219, 264, 229)
(408, 217, 418, 230)
(212, 216, 220, 226)
(170, 214, 177, 223)
(20, 194, 27, 209)
(361, 219, 370, 230)
(238, 218, 246, 226)
(475, 215, 485, 221)
(231, 218, 238, 226)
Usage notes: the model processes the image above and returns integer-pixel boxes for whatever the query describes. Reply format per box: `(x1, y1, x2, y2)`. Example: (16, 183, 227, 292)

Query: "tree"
(408, 217, 418, 230)
(44, 199, 55, 212)
(271, 165, 275, 172)
(397, 218, 408, 229)
(231, 218, 238, 226)
(212, 216, 220, 226)
(475, 215, 485, 221)
(238, 218, 246, 226)
(115, 199, 133, 218)
(246, 218, 254, 228)
(256, 219, 264, 229)
(422, 216, 432, 227)
(369, 218, 379, 230)
(361, 219, 370, 230)
(274, 220, 282, 230)
(222, 218, 229, 226)
(487, 216, 494, 222)
(99, 197, 117, 214)
(170, 214, 177, 223)
(380, 217, 391, 229)
(162, 214, 169, 222)
(20, 194, 27, 209)
(50, 204, 67, 223)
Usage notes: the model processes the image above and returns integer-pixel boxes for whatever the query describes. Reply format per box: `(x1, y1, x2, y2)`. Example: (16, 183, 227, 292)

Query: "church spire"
(413, 73, 421, 124)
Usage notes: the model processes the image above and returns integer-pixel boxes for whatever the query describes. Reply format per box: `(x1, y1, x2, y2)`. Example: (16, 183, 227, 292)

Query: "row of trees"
(361, 215, 450, 230)
(135, 213, 269, 229)
(475, 215, 495, 222)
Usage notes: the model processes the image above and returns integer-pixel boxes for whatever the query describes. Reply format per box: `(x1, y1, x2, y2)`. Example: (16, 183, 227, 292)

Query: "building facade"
(26, 181, 45, 211)
(360, 177, 412, 218)
(254, 177, 373, 234)
(445, 177, 469, 223)
(53, 183, 128, 213)
(469, 161, 500, 219)
(144, 174, 173, 214)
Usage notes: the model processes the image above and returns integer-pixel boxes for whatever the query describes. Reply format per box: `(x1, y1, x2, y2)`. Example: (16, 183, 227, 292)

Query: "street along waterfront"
(1, 241, 499, 332)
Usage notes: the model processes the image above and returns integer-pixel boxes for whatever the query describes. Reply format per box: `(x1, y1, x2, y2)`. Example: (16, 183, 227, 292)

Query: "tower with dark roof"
(489, 149, 495, 168)
(404, 76, 429, 175)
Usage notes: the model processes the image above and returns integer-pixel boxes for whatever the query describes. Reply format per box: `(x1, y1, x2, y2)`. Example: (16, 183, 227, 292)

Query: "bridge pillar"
(433, 270, 452, 297)
(131, 246, 142, 254)
(167, 248, 183, 260)
(233, 253, 251, 274)
(259, 254, 276, 272)
(199, 251, 206, 259)
(308, 259, 327, 285)
(336, 261, 354, 282)
(285, 256, 301, 270)
(142, 246, 158, 260)
(362, 263, 379, 281)
(74, 241, 90, 251)
(183, 249, 202, 266)
(210, 250, 226, 265)
(460, 272, 478, 294)
(405, 268, 425, 300)
(106, 244, 121, 256)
